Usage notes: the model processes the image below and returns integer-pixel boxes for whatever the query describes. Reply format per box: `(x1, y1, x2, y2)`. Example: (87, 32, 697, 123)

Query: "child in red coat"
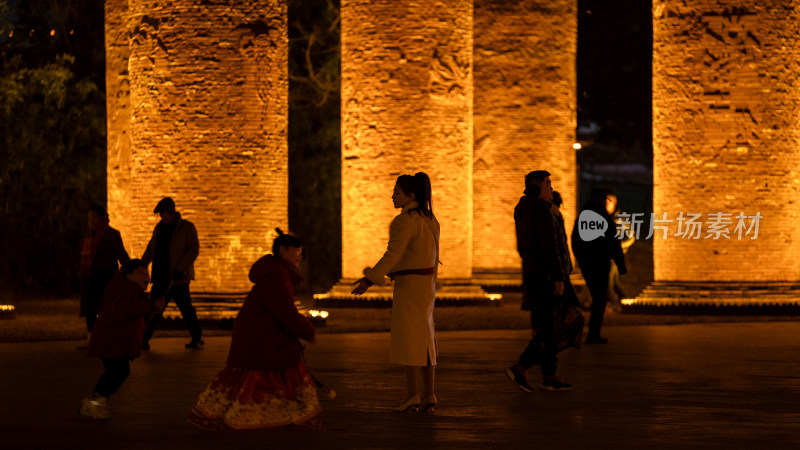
(80, 259, 164, 419)
(189, 229, 320, 430)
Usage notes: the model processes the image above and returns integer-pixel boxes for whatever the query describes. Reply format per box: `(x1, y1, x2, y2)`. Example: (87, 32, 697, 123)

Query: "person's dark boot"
(185, 338, 204, 349)
(505, 364, 535, 393)
(585, 335, 609, 344)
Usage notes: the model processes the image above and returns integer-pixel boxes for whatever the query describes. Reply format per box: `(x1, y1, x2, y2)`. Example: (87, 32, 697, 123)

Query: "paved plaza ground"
(1, 322, 799, 449)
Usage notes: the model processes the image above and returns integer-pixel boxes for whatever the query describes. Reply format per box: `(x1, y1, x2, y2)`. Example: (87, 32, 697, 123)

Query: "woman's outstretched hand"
(351, 277, 372, 295)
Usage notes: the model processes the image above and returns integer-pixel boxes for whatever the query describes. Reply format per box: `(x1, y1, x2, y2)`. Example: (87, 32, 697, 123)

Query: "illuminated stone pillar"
(106, 0, 132, 234)
(473, 0, 577, 286)
(632, 1, 800, 310)
(328, 0, 484, 301)
(107, 0, 288, 294)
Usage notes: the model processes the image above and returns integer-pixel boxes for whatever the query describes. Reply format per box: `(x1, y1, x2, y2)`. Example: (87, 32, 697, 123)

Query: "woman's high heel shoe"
(419, 394, 437, 412)
(392, 395, 420, 412)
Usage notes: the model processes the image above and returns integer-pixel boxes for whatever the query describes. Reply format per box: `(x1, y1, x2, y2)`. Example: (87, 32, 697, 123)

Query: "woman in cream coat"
(352, 172, 440, 412)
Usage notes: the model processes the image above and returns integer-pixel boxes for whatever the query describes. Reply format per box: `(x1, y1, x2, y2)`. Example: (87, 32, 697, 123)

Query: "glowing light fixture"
(308, 310, 329, 319)
(0, 304, 15, 319)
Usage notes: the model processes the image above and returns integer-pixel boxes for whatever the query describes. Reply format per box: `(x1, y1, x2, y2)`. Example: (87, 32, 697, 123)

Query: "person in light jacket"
(352, 172, 441, 412)
(140, 197, 202, 349)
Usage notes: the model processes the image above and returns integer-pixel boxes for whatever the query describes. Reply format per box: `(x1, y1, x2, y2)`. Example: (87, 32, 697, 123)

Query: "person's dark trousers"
(142, 283, 202, 344)
(582, 262, 611, 338)
(93, 358, 131, 398)
(85, 315, 97, 333)
(518, 273, 558, 376)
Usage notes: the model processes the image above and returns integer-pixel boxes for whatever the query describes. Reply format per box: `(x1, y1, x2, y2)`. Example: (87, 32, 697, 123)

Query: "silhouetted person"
(78, 203, 130, 349)
(506, 170, 573, 393)
(141, 197, 202, 349)
(606, 192, 634, 311)
(572, 187, 626, 344)
(80, 259, 164, 419)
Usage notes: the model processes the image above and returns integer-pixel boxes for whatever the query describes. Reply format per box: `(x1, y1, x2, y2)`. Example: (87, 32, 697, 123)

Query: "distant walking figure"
(571, 187, 626, 344)
(78, 203, 130, 349)
(80, 259, 164, 419)
(189, 229, 321, 430)
(140, 197, 202, 349)
(352, 172, 441, 412)
(506, 170, 574, 392)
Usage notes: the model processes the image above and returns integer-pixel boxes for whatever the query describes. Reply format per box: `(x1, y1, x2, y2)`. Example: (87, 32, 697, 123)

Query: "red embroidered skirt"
(189, 362, 321, 430)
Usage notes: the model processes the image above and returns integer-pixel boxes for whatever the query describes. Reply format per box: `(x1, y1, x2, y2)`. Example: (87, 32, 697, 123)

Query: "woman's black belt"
(388, 267, 435, 280)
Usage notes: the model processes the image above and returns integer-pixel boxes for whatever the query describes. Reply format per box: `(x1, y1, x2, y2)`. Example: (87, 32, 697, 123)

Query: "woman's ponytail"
(413, 172, 433, 218)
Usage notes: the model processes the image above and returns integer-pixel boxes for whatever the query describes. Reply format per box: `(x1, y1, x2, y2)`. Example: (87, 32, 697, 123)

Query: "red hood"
(248, 254, 303, 286)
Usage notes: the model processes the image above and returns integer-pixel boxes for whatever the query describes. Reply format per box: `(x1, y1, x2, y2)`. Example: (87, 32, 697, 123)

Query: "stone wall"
(653, 0, 800, 281)
(106, 0, 288, 293)
(473, 0, 577, 275)
(340, 0, 474, 280)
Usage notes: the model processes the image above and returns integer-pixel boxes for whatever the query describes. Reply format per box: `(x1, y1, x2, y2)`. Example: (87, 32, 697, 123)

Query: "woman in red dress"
(189, 229, 320, 430)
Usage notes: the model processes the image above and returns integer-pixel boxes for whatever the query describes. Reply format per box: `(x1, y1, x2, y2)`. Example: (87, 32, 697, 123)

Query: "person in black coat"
(571, 187, 627, 344)
(78, 204, 130, 348)
(505, 170, 574, 393)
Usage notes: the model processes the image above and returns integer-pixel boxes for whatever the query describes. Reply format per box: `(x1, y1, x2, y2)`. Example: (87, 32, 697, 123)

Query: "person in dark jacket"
(189, 229, 320, 430)
(78, 204, 130, 348)
(571, 187, 627, 344)
(140, 197, 202, 350)
(80, 259, 164, 419)
(505, 170, 574, 393)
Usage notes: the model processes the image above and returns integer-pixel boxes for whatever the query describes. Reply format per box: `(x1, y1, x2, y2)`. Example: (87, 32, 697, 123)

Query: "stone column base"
(162, 292, 245, 320)
(471, 268, 522, 288)
(314, 278, 498, 307)
(623, 281, 800, 315)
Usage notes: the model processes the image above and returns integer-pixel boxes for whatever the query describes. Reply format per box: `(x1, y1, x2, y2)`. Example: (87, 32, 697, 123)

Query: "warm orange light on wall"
(652, 0, 800, 282)
(340, 0, 474, 281)
(106, 0, 289, 294)
(473, 0, 577, 282)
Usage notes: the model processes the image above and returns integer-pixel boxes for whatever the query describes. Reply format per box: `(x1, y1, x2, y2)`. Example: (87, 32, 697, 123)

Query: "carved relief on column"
(473, 1, 577, 282)
(340, 0, 474, 282)
(653, 1, 800, 282)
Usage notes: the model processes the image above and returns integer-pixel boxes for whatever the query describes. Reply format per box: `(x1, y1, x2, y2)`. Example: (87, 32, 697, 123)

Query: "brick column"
(106, 0, 132, 237)
(473, 0, 577, 286)
(632, 1, 800, 311)
(107, 0, 288, 294)
(323, 0, 487, 303)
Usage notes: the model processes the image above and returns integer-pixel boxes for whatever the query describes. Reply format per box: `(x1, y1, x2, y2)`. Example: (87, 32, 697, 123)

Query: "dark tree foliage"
(287, 0, 341, 293)
(0, 0, 343, 295)
(0, 0, 106, 294)
(577, 0, 652, 165)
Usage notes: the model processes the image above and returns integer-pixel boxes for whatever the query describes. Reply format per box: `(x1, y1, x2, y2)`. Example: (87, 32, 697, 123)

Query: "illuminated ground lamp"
(0, 304, 15, 319)
(472, 0, 578, 287)
(320, 0, 490, 304)
(629, 1, 800, 313)
(307, 309, 329, 327)
(106, 1, 289, 308)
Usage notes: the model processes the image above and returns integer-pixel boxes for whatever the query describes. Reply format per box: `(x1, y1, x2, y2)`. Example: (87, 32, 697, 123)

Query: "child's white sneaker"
(80, 394, 111, 419)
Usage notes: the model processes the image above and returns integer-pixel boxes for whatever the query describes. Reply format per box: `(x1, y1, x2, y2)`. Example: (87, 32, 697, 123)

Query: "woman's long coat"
(365, 201, 440, 366)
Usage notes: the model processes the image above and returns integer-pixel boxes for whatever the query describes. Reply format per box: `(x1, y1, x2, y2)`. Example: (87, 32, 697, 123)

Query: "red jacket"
(88, 272, 152, 360)
(226, 255, 316, 371)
